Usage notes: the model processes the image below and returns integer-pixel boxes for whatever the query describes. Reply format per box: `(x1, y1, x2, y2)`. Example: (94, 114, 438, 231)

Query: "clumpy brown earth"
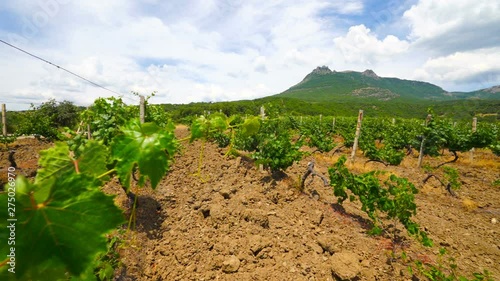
(0, 137, 52, 187)
(1, 128, 499, 280)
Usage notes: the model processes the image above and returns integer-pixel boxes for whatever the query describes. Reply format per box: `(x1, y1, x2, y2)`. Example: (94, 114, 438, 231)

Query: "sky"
(0, 0, 499, 110)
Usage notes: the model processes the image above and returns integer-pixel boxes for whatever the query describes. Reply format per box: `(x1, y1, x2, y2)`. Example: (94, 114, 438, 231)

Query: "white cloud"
(326, 1, 364, 15)
(1, 0, 499, 110)
(413, 47, 500, 89)
(253, 56, 268, 73)
(403, 0, 500, 54)
(333, 25, 409, 64)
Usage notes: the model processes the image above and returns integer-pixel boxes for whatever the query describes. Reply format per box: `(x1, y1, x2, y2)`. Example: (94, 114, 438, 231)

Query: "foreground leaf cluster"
(0, 119, 178, 280)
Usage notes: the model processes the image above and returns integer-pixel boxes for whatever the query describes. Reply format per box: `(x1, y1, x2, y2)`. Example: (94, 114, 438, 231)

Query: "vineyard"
(0, 97, 499, 281)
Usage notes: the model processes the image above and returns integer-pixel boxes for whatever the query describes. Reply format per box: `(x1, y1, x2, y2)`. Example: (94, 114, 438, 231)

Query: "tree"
(15, 99, 81, 140)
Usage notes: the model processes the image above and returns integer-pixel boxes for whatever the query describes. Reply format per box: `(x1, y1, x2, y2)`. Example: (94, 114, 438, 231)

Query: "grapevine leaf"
(0, 175, 124, 280)
(241, 117, 261, 137)
(190, 116, 207, 141)
(111, 119, 177, 190)
(36, 141, 108, 184)
(227, 115, 238, 125)
(33, 176, 55, 203)
(210, 115, 228, 131)
(35, 142, 72, 183)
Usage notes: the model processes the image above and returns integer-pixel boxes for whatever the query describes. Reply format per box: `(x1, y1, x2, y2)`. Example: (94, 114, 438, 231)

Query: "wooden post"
(2, 104, 6, 136)
(139, 95, 145, 124)
(469, 117, 477, 163)
(87, 124, 92, 140)
(81, 107, 92, 139)
(417, 138, 425, 168)
(350, 110, 364, 164)
(259, 106, 265, 173)
(319, 114, 322, 123)
(300, 116, 303, 125)
(417, 114, 432, 168)
(76, 120, 84, 134)
(332, 117, 336, 131)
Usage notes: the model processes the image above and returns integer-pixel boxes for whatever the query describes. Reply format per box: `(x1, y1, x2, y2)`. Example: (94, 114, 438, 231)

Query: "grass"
(458, 149, 500, 169)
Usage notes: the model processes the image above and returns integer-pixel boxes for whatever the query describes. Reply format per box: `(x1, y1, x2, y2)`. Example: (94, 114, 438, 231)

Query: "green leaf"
(368, 226, 383, 236)
(241, 117, 261, 137)
(36, 141, 108, 184)
(99, 262, 115, 280)
(0, 175, 124, 280)
(439, 247, 447, 255)
(210, 115, 228, 131)
(111, 119, 177, 190)
(190, 116, 207, 141)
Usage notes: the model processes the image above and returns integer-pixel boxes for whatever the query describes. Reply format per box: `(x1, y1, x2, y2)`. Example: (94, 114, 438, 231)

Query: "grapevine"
(0, 118, 178, 280)
(329, 156, 432, 247)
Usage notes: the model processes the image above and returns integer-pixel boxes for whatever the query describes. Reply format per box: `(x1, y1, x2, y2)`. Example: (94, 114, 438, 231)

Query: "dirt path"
(107, 126, 499, 280)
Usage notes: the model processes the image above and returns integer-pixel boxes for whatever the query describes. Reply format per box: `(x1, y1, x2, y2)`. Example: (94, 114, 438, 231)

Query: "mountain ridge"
(159, 66, 500, 122)
(275, 66, 499, 102)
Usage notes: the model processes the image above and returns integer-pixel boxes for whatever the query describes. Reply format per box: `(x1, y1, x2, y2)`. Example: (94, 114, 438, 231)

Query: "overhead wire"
(0, 39, 137, 102)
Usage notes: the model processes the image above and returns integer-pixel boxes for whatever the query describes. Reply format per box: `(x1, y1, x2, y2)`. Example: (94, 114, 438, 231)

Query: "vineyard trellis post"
(259, 106, 265, 173)
(332, 117, 336, 131)
(350, 109, 363, 164)
(139, 95, 145, 124)
(84, 106, 92, 139)
(87, 124, 92, 139)
(469, 117, 477, 163)
(2, 103, 6, 136)
(319, 114, 322, 123)
(417, 114, 432, 168)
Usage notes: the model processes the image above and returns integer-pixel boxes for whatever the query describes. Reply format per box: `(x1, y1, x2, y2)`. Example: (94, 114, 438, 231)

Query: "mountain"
(450, 85, 500, 100)
(274, 66, 499, 102)
(161, 66, 499, 122)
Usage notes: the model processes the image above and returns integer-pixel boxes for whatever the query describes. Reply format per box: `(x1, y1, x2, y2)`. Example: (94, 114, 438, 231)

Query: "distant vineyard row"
(3, 95, 500, 137)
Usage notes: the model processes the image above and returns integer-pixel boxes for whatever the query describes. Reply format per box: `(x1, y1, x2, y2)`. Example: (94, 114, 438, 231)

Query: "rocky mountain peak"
(311, 66, 333, 75)
(484, 85, 500, 93)
(362, 69, 379, 79)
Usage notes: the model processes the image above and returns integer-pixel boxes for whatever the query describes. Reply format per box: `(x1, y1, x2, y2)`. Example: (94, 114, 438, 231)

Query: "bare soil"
(1, 128, 499, 281)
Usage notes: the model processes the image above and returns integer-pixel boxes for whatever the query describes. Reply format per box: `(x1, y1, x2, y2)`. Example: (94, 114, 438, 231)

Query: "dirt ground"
(0, 138, 52, 187)
(1, 128, 499, 281)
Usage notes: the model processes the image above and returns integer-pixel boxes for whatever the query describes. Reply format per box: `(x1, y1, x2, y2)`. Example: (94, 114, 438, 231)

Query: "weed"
(443, 167, 461, 190)
(492, 179, 500, 187)
(410, 248, 494, 281)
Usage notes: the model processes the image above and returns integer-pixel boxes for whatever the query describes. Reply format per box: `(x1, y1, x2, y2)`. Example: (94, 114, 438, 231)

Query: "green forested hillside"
(159, 66, 499, 122)
(163, 98, 500, 123)
(281, 68, 444, 101)
(275, 66, 498, 102)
